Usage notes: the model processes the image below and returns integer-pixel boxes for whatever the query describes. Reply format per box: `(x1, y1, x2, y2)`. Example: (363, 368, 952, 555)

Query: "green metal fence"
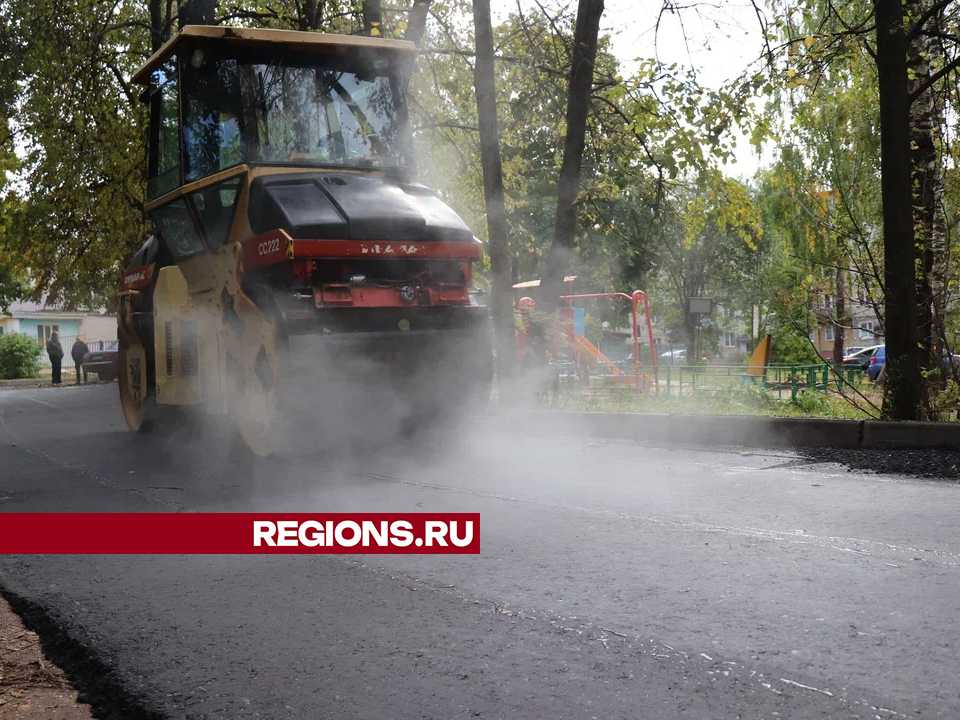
(558, 361, 866, 401)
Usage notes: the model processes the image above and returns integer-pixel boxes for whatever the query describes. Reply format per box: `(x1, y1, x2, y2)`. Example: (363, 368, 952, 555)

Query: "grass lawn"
(532, 378, 885, 420)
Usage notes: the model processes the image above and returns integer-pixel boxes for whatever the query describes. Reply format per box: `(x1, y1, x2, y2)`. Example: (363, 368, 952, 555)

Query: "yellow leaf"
(370, 27, 381, 36)
(804, 35, 815, 47)
(786, 68, 797, 77)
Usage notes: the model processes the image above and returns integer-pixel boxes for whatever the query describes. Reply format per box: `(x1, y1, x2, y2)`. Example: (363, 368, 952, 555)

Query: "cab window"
(148, 59, 182, 200)
(188, 178, 242, 249)
(151, 199, 205, 261)
(181, 57, 244, 181)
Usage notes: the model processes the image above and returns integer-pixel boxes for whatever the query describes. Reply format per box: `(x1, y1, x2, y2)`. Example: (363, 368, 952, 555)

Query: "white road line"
(780, 678, 835, 697)
(22, 395, 60, 409)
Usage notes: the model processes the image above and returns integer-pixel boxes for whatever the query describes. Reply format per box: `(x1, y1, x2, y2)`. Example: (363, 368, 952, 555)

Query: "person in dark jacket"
(46, 331, 64, 385)
(71, 337, 89, 384)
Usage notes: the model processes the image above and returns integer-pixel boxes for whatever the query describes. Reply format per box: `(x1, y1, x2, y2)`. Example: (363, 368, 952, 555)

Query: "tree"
(874, 0, 922, 419)
(647, 173, 764, 358)
(759, 0, 960, 419)
(472, 0, 516, 388)
(908, 0, 950, 404)
(833, 265, 847, 362)
(0, 0, 152, 308)
(180, 0, 218, 25)
(539, 0, 605, 308)
(362, 0, 383, 35)
(407, 2, 750, 356)
(0, 264, 29, 313)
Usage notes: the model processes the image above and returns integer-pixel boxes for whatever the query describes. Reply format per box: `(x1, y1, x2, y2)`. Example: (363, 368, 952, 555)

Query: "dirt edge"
(0, 588, 167, 720)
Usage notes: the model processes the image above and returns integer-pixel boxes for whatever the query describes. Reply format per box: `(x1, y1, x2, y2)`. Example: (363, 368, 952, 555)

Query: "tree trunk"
(472, 0, 517, 397)
(148, 0, 165, 52)
(683, 312, 697, 364)
(178, 0, 217, 27)
(401, 0, 432, 84)
(874, 0, 922, 420)
(833, 266, 846, 363)
(301, 0, 322, 30)
(405, 0, 431, 44)
(362, 0, 382, 35)
(539, 0, 604, 309)
(908, 0, 947, 411)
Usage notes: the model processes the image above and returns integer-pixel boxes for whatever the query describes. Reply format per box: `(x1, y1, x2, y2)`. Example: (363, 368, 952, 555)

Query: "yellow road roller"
(117, 26, 492, 456)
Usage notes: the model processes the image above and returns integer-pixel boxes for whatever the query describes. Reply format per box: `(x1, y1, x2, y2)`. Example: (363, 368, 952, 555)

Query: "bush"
(791, 386, 831, 414)
(713, 383, 779, 411)
(0, 332, 43, 379)
(769, 326, 821, 366)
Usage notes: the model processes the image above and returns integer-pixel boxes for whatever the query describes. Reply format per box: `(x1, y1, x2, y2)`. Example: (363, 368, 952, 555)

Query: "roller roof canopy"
(133, 26, 418, 85)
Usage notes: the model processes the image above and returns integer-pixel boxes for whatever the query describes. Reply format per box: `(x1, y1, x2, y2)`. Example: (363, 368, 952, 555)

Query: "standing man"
(71, 336, 89, 384)
(46, 331, 64, 385)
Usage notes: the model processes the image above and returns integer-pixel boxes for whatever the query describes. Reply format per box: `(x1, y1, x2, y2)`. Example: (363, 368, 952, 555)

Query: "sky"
(491, 0, 773, 177)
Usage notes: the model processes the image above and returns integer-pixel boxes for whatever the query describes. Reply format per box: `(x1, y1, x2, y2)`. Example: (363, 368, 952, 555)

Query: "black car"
(82, 341, 119, 382)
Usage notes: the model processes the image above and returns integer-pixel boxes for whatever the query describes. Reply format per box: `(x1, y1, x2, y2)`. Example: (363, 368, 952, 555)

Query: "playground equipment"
(741, 334, 772, 385)
(570, 333, 628, 380)
(514, 287, 657, 394)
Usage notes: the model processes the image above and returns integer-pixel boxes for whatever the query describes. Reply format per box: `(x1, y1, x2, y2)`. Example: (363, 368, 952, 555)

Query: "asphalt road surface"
(1, 384, 959, 719)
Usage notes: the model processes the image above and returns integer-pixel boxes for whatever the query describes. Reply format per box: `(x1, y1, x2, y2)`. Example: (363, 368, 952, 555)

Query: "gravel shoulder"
(802, 446, 960, 479)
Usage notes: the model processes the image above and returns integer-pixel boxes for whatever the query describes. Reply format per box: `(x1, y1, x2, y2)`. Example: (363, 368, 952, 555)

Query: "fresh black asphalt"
(1, 384, 959, 719)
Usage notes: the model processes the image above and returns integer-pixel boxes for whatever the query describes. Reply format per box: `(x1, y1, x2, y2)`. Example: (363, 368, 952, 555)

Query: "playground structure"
(512, 286, 868, 402)
(742, 335, 772, 383)
(510, 279, 873, 405)
(514, 283, 657, 394)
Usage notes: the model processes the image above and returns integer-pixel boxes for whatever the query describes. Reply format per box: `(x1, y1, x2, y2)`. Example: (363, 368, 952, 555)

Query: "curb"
(0, 378, 52, 388)
(492, 411, 960, 450)
(0, 379, 110, 389)
(861, 420, 960, 449)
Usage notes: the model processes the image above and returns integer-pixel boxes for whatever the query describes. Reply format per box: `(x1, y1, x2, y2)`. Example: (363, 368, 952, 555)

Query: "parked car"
(867, 346, 885, 381)
(82, 341, 119, 382)
(659, 349, 686, 364)
(942, 350, 960, 369)
(844, 346, 866, 357)
(842, 345, 882, 370)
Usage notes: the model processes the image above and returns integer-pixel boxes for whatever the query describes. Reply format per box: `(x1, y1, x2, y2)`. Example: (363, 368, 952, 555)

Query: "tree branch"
(910, 55, 960, 104)
(424, 48, 566, 77)
(908, 0, 955, 41)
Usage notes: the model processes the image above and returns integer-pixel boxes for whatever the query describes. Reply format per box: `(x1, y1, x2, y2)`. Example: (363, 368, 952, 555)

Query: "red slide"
(572, 335, 625, 377)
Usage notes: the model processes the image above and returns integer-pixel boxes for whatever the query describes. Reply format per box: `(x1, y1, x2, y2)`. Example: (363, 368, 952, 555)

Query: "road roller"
(117, 26, 492, 455)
